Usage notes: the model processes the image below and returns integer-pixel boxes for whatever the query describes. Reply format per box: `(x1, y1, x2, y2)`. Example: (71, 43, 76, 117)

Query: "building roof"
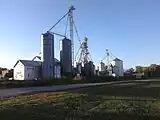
(113, 58, 122, 61)
(32, 56, 41, 61)
(32, 56, 60, 63)
(54, 58, 60, 63)
(14, 58, 60, 68)
(14, 60, 41, 68)
(21, 60, 41, 66)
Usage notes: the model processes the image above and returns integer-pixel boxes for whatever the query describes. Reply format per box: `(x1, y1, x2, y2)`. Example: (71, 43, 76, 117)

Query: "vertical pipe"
(69, 6, 75, 69)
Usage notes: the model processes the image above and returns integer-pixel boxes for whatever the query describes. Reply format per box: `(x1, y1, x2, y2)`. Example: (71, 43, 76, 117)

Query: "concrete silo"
(60, 38, 72, 74)
(41, 32, 54, 78)
(111, 58, 124, 77)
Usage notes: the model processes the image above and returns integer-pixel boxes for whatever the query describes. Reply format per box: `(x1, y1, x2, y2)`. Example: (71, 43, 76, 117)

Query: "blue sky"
(0, 0, 160, 69)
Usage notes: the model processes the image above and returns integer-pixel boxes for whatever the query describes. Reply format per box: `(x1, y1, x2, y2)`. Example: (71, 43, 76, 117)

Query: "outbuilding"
(13, 60, 41, 80)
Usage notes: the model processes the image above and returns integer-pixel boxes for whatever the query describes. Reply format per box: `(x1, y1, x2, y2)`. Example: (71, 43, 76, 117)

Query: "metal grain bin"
(41, 32, 54, 78)
(60, 38, 72, 73)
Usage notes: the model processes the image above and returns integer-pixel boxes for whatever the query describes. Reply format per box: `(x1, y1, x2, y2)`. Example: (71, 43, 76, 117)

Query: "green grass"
(1, 81, 160, 119)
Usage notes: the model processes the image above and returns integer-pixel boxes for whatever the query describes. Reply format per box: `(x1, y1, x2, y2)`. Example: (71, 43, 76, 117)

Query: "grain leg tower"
(41, 32, 54, 78)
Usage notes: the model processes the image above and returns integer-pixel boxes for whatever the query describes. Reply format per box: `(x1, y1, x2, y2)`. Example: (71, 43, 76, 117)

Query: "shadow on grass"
(73, 82, 160, 99)
(1, 109, 160, 120)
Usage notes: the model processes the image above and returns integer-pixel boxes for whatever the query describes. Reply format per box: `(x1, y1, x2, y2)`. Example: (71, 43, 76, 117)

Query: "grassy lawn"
(1, 81, 160, 119)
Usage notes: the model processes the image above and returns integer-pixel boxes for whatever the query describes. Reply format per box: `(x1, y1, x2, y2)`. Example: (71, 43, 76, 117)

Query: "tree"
(125, 68, 134, 74)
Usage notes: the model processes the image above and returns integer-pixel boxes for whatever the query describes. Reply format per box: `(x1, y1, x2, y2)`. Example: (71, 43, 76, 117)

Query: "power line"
(48, 12, 69, 32)
(64, 16, 69, 36)
(73, 20, 81, 45)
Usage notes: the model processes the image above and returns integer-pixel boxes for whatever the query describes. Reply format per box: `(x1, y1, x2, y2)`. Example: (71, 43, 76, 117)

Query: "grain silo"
(84, 61, 94, 76)
(60, 38, 72, 74)
(84, 62, 89, 76)
(111, 58, 124, 77)
(41, 32, 54, 78)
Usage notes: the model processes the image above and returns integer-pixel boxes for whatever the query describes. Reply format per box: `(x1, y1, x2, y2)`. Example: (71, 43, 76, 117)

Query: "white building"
(111, 58, 124, 77)
(14, 60, 41, 80)
(13, 57, 61, 80)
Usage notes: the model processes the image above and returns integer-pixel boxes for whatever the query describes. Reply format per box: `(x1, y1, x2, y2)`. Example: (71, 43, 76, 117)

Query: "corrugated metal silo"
(84, 61, 95, 76)
(84, 62, 89, 76)
(89, 61, 95, 75)
(60, 38, 72, 73)
(41, 32, 54, 78)
(111, 58, 124, 77)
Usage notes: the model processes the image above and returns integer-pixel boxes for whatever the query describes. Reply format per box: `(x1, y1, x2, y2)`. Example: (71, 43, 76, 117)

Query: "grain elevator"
(41, 32, 54, 78)
(60, 38, 72, 74)
(111, 58, 124, 77)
